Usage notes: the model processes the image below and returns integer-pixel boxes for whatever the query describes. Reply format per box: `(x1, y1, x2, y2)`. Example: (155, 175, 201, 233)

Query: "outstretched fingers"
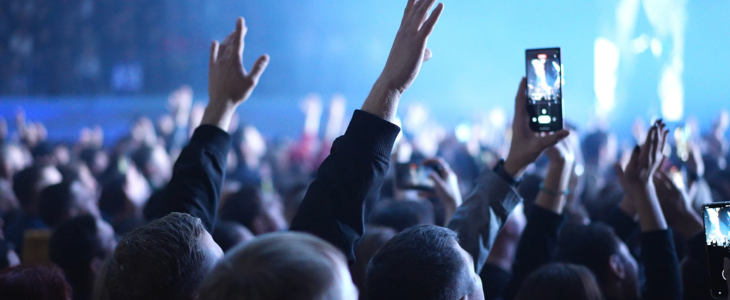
(248, 54, 270, 84)
(210, 41, 220, 69)
(419, 2, 444, 38)
(400, 0, 417, 27)
(234, 17, 247, 61)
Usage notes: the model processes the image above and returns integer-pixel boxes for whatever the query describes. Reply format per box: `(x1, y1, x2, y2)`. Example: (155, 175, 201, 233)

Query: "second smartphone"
(525, 48, 563, 132)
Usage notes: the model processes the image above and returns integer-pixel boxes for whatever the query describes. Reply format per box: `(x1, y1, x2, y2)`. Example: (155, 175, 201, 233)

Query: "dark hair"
(368, 200, 434, 232)
(49, 215, 106, 292)
(99, 178, 127, 217)
(212, 221, 254, 253)
(199, 232, 348, 300)
(39, 181, 77, 227)
(365, 225, 473, 300)
(582, 131, 609, 164)
(13, 164, 50, 208)
(105, 212, 211, 300)
(556, 223, 622, 284)
(220, 187, 264, 230)
(0, 264, 73, 300)
(514, 263, 605, 300)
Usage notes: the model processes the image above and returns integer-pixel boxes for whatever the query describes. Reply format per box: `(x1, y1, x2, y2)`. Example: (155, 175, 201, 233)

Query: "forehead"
(455, 241, 475, 273)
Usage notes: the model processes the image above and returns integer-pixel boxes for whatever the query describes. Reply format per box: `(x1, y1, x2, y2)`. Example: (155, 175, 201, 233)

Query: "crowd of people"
(0, 0, 167, 94)
(2, 0, 730, 299)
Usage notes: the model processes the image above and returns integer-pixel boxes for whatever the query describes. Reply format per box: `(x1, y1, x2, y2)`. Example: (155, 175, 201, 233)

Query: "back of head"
(365, 224, 472, 300)
(556, 223, 621, 284)
(368, 200, 434, 232)
(13, 164, 60, 211)
(212, 220, 255, 253)
(514, 263, 605, 300)
(105, 212, 211, 300)
(50, 215, 112, 292)
(198, 231, 354, 300)
(0, 264, 72, 300)
(39, 181, 77, 227)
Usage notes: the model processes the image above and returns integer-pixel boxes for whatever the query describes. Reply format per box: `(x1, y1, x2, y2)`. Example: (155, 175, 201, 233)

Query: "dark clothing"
(503, 206, 565, 300)
(681, 232, 711, 300)
(481, 263, 511, 300)
(157, 125, 231, 232)
(290, 110, 400, 263)
(447, 165, 523, 274)
(641, 229, 682, 300)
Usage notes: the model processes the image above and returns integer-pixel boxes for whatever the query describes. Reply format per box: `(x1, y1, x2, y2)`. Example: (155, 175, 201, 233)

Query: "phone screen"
(525, 48, 563, 132)
(702, 202, 730, 298)
(395, 163, 436, 191)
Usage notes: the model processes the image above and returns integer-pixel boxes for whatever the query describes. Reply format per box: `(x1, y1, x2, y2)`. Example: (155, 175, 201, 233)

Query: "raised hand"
(420, 158, 462, 224)
(653, 170, 702, 239)
(504, 78, 570, 178)
(622, 120, 669, 232)
(204, 17, 269, 130)
(624, 120, 668, 187)
(361, 0, 444, 121)
(381, 0, 443, 93)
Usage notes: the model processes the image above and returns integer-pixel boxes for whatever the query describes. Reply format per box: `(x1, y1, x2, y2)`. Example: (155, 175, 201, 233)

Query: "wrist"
(503, 157, 526, 179)
(201, 101, 237, 131)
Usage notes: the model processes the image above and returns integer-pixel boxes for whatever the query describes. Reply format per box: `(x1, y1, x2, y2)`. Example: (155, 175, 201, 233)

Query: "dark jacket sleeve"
(481, 263, 511, 300)
(641, 229, 682, 300)
(160, 125, 231, 233)
(447, 168, 522, 274)
(289, 110, 400, 263)
(681, 232, 712, 300)
(503, 206, 565, 300)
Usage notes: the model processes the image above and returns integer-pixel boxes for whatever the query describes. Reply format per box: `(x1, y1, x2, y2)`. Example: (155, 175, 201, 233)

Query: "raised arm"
(617, 120, 681, 300)
(290, 0, 444, 263)
(160, 18, 269, 232)
(503, 139, 574, 300)
(448, 78, 569, 273)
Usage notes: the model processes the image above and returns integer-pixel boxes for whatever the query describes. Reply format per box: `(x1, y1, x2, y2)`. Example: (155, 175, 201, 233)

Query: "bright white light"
(488, 108, 507, 129)
(651, 38, 663, 56)
(632, 34, 649, 53)
(455, 123, 471, 143)
(575, 164, 585, 176)
(594, 38, 620, 115)
(659, 66, 683, 121)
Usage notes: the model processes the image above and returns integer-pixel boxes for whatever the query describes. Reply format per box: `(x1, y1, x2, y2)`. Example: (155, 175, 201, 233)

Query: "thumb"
(423, 48, 432, 62)
(248, 54, 270, 83)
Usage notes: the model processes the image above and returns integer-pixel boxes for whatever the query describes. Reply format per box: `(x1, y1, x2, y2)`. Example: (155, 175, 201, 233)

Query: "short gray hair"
(198, 231, 349, 300)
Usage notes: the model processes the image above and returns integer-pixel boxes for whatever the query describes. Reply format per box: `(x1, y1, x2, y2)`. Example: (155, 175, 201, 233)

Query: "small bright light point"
(575, 164, 584, 176)
(651, 38, 663, 57)
(455, 123, 471, 143)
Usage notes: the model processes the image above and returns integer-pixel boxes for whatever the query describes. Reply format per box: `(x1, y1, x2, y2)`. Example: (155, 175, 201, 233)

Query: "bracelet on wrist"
(539, 182, 569, 197)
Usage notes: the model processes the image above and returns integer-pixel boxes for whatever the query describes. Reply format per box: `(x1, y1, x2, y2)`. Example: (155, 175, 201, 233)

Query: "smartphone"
(702, 202, 730, 298)
(525, 48, 563, 132)
(395, 162, 440, 191)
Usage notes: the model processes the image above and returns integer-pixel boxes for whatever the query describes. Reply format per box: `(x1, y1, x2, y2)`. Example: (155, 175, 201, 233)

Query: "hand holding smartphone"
(525, 48, 563, 132)
(395, 162, 443, 191)
(702, 202, 730, 298)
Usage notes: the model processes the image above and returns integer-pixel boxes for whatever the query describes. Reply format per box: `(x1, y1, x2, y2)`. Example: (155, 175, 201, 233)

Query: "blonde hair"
(198, 231, 350, 300)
